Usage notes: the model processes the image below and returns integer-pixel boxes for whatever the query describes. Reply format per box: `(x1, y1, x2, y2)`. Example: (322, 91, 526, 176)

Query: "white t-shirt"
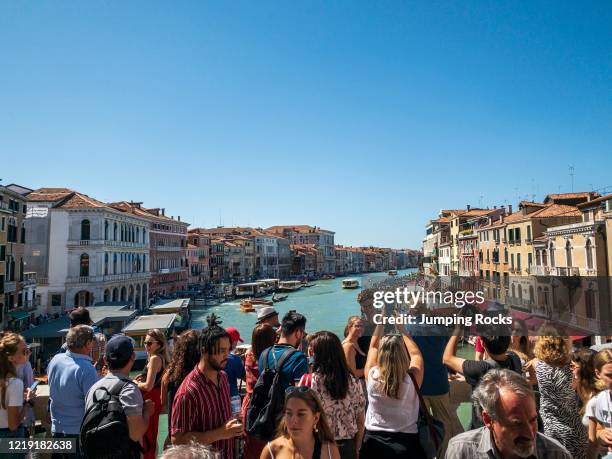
(593, 390, 612, 428)
(583, 396, 597, 427)
(0, 378, 24, 429)
(365, 366, 419, 434)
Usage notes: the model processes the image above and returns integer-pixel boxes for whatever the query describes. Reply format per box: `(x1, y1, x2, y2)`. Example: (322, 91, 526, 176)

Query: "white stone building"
(24, 189, 152, 313)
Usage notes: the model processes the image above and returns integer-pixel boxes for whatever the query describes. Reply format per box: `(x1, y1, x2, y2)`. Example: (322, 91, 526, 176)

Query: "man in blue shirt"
(47, 325, 98, 458)
(258, 311, 309, 384)
(224, 327, 246, 397)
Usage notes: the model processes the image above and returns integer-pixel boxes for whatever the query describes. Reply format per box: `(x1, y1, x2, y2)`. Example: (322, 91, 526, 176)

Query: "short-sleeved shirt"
(0, 378, 24, 429)
(258, 344, 308, 384)
(365, 366, 419, 434)
(462, 352, 522, 429)
(171, 365, 233, 459)
(85, 373, 144, 418)
(411, 335, 449, 396)
(47, 351, 99, 434)
(445, 426, 572, 459)
(225, 353, 245, 397)
(303, 372, 365, 440)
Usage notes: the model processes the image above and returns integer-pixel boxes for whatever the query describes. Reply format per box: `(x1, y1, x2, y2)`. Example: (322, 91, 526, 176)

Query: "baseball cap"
(226, 327, 244, 343)
(256, 306, 279, 323)
(105, 335, 134, 367)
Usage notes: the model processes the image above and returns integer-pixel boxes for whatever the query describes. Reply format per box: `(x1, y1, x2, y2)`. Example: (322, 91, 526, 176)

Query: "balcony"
(37, 277, 48, 286)
(21, 272, 37, 287)
(67, 272, 151, 284)
(553, 267, 580, 276)
(4, 281, 16, 293)
(529, 265, 550, 276)
(156, 246, 181, 252)
(67, 239, 148, 249)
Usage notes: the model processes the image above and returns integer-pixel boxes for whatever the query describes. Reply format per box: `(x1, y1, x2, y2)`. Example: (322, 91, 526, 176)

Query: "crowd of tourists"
(1, 304, 612, 459)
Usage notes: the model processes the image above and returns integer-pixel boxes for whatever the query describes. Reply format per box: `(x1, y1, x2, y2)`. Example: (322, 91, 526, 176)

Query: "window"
(80, 254, 90, 277)
(105, 221, 109, 240)
(20, 225, 25, 244)
(549, 243, 555, 267)
(511, 254, 515, 271)
(517, 253, 521, 272)
(504, 248, 508, 263)
(586, 239, 593, 270)
(113, 222, 118, 240)
(0, 245, 4, 261)
(527, 226, 531, 242)
(565, 241, 572, 268)
(51, 294, 62, 307)
(104, 253, 109, 275)
(528, 252, 533, 268)
(81, 219, 91, 241)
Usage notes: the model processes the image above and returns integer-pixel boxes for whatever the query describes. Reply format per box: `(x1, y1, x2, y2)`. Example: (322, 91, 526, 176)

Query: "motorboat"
(342, 279, 360, 289)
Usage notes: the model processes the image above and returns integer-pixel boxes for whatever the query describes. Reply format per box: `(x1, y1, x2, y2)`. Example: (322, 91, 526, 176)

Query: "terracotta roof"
(544, 192, 600, 204)
(56, 193, 110, 209)
(27, 188, 74, 202)
(577, 193, 612, 208)
(459, 209, 497, 217)
(519, 201, 546, 208)
(530, 204, 581, 218)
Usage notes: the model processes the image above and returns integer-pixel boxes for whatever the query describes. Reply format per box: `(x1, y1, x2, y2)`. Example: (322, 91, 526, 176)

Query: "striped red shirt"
(171, 364, 234, 459)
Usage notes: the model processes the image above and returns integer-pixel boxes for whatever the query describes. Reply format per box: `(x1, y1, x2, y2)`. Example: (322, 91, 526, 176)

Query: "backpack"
(80, 378, 145, 459)
(484, 351, 523, 374)
(245, 347, 297, 441)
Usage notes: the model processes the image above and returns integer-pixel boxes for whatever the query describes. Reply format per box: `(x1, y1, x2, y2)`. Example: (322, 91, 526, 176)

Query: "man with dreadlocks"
(170, 314, 243, 458)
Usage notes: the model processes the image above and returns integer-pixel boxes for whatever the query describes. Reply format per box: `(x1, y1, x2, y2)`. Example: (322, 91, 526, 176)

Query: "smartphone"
(30, 380, 40, 392)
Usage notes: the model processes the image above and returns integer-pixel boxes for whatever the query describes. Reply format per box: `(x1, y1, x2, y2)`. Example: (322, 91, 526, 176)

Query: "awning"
(9, 310, 31, 321)
(571, 335, 588, 341)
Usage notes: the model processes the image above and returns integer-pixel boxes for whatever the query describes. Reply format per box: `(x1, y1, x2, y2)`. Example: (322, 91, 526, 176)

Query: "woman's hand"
(24, 388, 36, 404)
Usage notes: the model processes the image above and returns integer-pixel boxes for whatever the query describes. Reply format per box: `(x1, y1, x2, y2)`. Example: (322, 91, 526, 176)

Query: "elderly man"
(47, 324, 98, 458)
(445, 369, 571, 459)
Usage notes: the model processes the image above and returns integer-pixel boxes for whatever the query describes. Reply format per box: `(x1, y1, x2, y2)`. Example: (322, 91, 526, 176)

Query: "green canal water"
(155, 268, 474, 455)
(191, 268, 418, 342)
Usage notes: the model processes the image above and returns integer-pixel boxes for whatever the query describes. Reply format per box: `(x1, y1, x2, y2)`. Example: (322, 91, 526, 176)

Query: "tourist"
(299, 331, 365, 459)
(258, 311, 309, 385)
(134, 328, 170, 459)
(15, 344, 34, 436)
(171, 316, 242, 459)
(474, 336, 486, 361)
(341, 316, 366, 379)
(225, 327, 246, 397)
(47, 325, 98, 458)
(443, 326, 522, 429)
(0, 332, 36, 459)
(585, 349, 612, 458)
(261, 387, 340, 459)
(84, 335, 154, 458)
(530, 333, 588, 458)
(62, 307, 107, 375)
(359, 322, 426, 458)
(160, 442, 217, 459)
(161, 329, 201, 447)
(445, 368, 571, 459)
(242, 324, 277, 459)
(571, 348, 602, 459)
(256, 307, 281, 329)
(508, 319, 533, 364)
(408, 308, 463, 458)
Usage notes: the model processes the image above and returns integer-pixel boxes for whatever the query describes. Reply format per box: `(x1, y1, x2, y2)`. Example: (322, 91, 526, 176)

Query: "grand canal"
(190, 268, 417, 341)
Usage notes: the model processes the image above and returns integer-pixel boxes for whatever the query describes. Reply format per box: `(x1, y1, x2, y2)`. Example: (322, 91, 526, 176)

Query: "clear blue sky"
(1, 1, 611, 249)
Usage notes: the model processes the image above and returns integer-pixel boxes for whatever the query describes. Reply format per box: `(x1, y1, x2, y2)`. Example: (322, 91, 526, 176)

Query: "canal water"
(191, 268, 418, 341)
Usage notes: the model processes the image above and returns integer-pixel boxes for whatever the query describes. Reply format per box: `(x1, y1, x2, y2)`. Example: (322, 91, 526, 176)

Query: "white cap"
(256, 306, 278, 323)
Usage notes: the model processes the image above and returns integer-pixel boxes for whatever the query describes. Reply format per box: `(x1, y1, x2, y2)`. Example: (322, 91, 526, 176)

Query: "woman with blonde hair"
(261, 387, 340, 459)
(135, 328, 170, 459)
(0, 333, 36, 459)
(588, 349, 612, 458)
(359, 322, 425, 458)
(532, 331, 587, 458)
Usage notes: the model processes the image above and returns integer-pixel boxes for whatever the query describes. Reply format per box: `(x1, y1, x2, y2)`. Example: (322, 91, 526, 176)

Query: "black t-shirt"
(462, 352, 522, 429)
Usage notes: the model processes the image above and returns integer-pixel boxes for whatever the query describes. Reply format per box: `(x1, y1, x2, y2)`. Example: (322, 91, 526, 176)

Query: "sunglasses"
(144, 341, 158, 346)
(285, 386, 311, 395)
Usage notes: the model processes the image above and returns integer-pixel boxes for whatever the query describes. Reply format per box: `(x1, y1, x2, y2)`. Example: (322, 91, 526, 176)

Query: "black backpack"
(80, 378, 145, 459)
(246, 347, 297, 441)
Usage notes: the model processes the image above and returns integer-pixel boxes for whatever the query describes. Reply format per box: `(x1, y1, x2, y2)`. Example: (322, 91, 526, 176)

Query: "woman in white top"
(360, 321, 426, 458)
(261, 387, 340, 459)
(0, 332, 36, 459)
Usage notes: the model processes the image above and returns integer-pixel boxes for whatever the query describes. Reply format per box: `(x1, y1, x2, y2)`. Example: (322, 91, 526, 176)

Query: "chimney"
(161, 208, 165, 216)
(467, 204, 471, 211)
(508, 205, 513, 214)
(493, 205, 497, 209)
(178, 216, 181, 221)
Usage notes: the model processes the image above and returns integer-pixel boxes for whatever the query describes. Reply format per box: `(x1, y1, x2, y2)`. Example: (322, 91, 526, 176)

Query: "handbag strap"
(408, 371, 441, 449)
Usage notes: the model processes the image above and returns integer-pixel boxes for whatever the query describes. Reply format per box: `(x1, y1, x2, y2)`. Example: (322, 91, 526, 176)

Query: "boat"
(235, 282, 264, 298)
(278, 280, 303, 292)
(272, 293, 288, 302)
(240, 302, 256, 313)
(388, 270, 398, 276)
(244, 298, 273, 306)
(301, 282, 315, 288)
(342, 279, 360, 289)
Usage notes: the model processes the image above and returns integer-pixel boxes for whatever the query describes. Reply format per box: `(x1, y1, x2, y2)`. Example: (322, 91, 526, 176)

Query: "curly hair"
(164, 330, 201, 384)
(534, 335, 571, 367)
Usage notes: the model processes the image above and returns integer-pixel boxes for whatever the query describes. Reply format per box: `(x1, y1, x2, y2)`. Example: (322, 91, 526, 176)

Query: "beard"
(512, 440, 536, 458)
(207, 356, 227, 371)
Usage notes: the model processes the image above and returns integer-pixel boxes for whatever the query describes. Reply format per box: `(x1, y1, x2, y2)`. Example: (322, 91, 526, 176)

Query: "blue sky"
(1, 1, 610, 248)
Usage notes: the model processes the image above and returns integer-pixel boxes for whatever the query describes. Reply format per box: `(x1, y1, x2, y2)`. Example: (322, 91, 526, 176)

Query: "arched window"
(549, 242, 555, 267)
(113, 253, 117, 274)
(80, 254, 90, 277)
(104, 289, 110, 302)
(104, 220, 109, 240)
(104, 253, 109, 275)
(113, 222, 118, 240)
(143, 255, 146, 272)
(81, 219, 90, 241)
(586, 239, 593, 270)
(136, 227, 140, 244)
(565, 241, 572, 268)
(542, 249, 548, 266)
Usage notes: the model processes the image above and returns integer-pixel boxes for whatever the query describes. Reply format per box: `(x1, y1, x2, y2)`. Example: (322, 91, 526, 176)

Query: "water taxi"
(243, 298, 273, 306)
(342, 279, 360, 289)
(239, 300, 256, 313)
(235, 282, 264, 298)
(272, 293, 288, 302)
(278, 280, 303, 292)
(388, 270, 398, 276)
(256, 279, 280, 293)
